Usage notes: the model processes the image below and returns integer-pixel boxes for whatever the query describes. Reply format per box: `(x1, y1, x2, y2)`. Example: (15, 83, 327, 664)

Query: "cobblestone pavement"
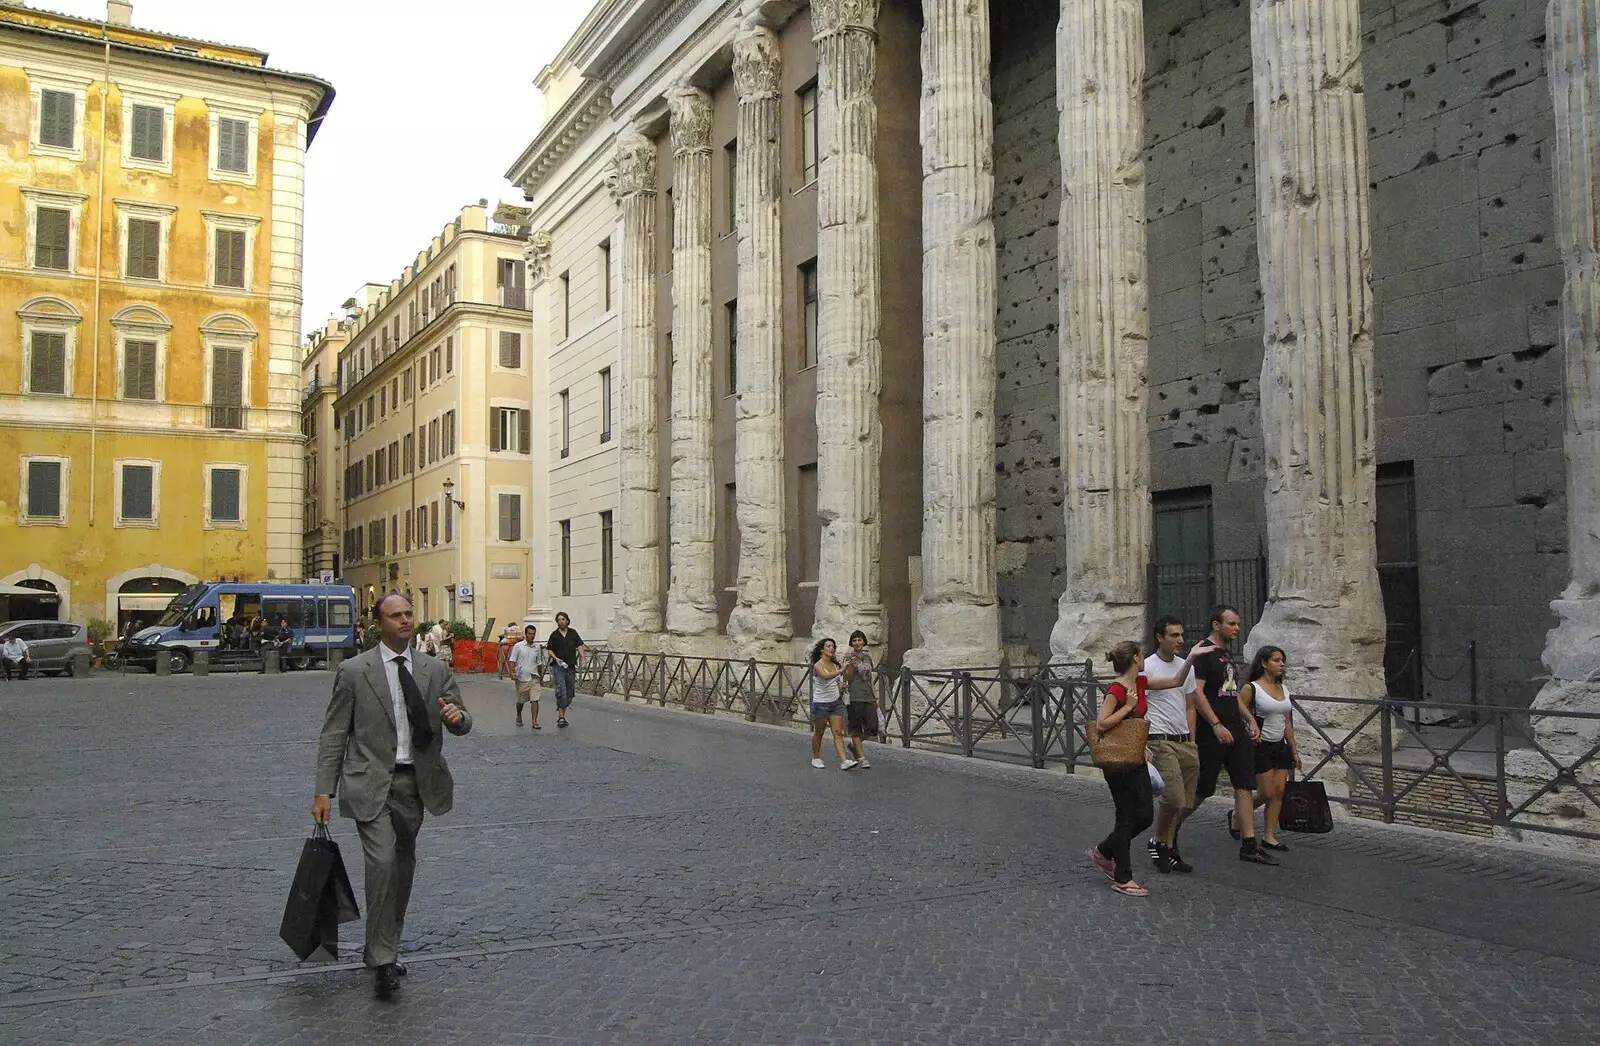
(2, 669, 1599, 1044)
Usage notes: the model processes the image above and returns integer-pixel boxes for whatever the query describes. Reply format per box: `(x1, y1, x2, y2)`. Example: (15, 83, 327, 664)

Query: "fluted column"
(1048, 0, 1151, 665)
(1531, 0, 1600, 758)
(729, 24, 792, 644)
(609, 132, 665, 637)
(665, 87, 719, 637)
(905, 0, 998, 669)
(812, 0, 884, 644)
(1244, 0, 1386, 701)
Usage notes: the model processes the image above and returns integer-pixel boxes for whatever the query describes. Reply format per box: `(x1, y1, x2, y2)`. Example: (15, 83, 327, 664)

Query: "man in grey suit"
(312, 591, 471, 997)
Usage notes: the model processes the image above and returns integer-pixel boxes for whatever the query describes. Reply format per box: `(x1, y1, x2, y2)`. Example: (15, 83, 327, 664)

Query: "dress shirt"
(381, 644, 415, 764)
(507, 640, 544, 682)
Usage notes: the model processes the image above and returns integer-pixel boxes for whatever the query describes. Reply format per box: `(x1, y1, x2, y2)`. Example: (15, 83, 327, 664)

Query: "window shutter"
(211, 346, 243, 429)
(490, 410, 503, 452)
(211, 468, 241, 522)
(127, 219, 160, 279)
(31, 332, 66, 394)
(218, 117, 250, 173)
(122, 465, 154, 520)
(499, 331, 521, 369)
(124, 340, 157, 399)
(35, 208, 70, 270)
(519, 409, 531, 454)
(27, 460, 62, 518)
(131, 104, 163, 161)
(215, 229, 245, 287)
(40, 89, 74, 148)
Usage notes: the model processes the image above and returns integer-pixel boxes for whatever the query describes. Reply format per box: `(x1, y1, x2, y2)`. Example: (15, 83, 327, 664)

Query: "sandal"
(1227, 810, 1241, 840)
(1111, 880, 1149, 897)
(1086, 847, 1115, 881)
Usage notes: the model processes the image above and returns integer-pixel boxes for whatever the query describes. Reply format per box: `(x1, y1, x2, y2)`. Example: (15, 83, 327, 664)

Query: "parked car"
(0, 620, 92, 676)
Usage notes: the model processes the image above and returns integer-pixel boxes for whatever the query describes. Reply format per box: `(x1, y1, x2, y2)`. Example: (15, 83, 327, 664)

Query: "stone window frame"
(119, 89, 179, 174)
(19, 455, 70, 527)
(798, 79, 819, 187)
(799, 259, 819, 371)
(495, 330, 526, 373)
(28, 70, 90, 160)
(113, 458, 162, 529)
(206, 103, 261, 186)
(22, 187, 88, 274)
(202, 211, 261, 292)
(115, 200, 177, 284)
(599, 367, 613, 443)
(18, 295, 82, 397)
(203, 462, 249, 530)
(111, 304, 173, 403)
(559, 518, 573, 595)
(200, 313, 258, 425)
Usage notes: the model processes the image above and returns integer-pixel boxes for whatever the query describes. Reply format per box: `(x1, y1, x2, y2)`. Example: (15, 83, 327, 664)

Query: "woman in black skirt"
(1244, 646, 1300, 851)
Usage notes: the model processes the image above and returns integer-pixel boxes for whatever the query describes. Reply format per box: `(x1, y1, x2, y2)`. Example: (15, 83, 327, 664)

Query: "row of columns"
(569, 0, 1595, 718)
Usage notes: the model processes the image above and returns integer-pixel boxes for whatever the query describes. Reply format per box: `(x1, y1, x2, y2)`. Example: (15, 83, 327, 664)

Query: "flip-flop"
(1086, 847, 1115, 881)
(532, 724, 543, 730)
(1111, 880, 1149, 897)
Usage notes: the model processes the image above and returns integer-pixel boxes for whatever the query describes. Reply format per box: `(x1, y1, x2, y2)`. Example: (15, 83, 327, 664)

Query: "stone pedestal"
(904, 0, 999, 670)
(812, 0, 884, 644)
(728, 23, 793, 644)
(1530, 0, 1600, 775)
(1047, 0, 1151, 665)
(193, 650, 210, 676)
(1242, 0, 1386, 705)
(610, 132, 665, 637)
(666, 88, 720, 637)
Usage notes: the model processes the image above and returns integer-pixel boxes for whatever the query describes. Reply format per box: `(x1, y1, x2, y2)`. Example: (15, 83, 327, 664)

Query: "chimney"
(107, 1, 132, 26)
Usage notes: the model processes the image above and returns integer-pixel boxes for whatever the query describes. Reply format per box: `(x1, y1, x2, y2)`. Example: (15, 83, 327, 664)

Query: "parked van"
(123, 581, 358, 673)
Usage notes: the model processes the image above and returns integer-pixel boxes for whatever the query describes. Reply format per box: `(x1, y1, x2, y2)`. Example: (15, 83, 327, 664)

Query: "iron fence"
(579, 649, 1600, 843)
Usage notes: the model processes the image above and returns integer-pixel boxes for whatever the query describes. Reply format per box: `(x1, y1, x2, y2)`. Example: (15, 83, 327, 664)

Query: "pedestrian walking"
(1189, 605, 1279, 865)
(1088, 641, 1155, 896)
(1237, 645, 1299, 852)
(808, 638, 858, 770)
(312, 591, 472, 998)
(842, 630, 876, 768)
(1144, 616, 1201, 874)
(506, 624, 546, 729)
(545, 613, 587, 728)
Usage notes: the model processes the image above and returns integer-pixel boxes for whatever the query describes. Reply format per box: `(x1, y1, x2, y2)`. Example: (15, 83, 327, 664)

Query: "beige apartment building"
(299, 315, 348, 579)
(331, 204, 533, 633)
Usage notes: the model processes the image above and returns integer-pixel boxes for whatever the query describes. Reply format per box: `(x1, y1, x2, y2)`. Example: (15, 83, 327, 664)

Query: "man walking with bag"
(312, 591, 472, 997)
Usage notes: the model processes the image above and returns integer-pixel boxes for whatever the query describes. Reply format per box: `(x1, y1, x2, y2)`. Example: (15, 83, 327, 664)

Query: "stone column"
(728, 24, 792, 644)
(1531, 0, 1600, 759)
(1047, 0, 1151, 665)
(1244, 0, 1386, 701)
(812, 0, 884, 644)
(904, 0, 999, 669)
(523, 231, 556, 634)
(665, 87, 719, 637)
(609, 132, 665, 637)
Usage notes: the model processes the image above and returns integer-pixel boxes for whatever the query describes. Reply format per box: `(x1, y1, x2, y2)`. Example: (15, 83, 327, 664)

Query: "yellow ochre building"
(0, 1, 332, 635)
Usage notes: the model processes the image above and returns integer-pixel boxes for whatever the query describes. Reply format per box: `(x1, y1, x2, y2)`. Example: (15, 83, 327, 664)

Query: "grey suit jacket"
(315, 645, 472, 822)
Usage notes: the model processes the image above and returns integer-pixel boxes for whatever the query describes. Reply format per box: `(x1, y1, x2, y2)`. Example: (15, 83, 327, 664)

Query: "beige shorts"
(1147, 738, 1200, 811)
(515, 679, 540, 703)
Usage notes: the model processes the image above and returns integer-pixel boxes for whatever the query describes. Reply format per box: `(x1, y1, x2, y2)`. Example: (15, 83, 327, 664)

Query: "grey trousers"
(355, 769, 425, 967)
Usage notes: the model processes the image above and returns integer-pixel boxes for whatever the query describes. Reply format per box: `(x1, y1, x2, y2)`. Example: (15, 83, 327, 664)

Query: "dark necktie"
(393, 656, 434, 755)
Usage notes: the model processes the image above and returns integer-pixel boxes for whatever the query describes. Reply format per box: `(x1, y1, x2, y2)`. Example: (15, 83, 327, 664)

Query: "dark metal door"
(1377, 464, 1422, 700)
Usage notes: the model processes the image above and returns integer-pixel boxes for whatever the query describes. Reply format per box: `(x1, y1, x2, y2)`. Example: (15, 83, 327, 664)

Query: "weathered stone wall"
(992, 0, 1567, 703)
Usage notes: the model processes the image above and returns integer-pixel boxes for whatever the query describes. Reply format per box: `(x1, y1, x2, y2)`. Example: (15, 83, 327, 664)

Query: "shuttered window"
(30, 332, 67, 395)
(209, 346, 244, 429)
(121, 464, 154, 521)
(26, 460, 63, 519)
(214, 229, 246, 287)
(444, 497, 454, 543)
(35, 208, 70, 270)
(216, 117, 250, 173)
(130, 104, 164, 161)
(498, 331, 522, 369)
(39, 89, 75, 148)
(498, 494, 521, 542)
(210, 468, 241, 523)
(126, 218, 161, 280)
(123, 340, 157, 400)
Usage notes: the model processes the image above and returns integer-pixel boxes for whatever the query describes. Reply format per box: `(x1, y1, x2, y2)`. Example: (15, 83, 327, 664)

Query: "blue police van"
(124, 580, 359, 673)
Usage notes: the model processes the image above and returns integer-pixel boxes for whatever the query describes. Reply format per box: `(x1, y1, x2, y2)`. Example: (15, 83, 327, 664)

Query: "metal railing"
(579, 649, 1600, 843)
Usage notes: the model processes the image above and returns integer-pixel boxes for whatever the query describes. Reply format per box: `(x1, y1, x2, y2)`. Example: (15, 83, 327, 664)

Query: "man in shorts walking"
(842, 630, 876, 769)
(505, 624, 545, 729)
(1143, 616, 1200, 873)
(1187, 605, 1278, 865)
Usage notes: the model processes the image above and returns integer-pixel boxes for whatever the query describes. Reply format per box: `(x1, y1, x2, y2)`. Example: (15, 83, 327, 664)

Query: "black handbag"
(1280, 775, 1334, 834)
(279, 823, 361, 960)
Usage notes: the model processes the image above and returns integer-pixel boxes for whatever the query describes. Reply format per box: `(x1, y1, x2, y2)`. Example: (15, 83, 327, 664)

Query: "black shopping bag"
(1280, 777, 1334, 834)
(279, 823, 361, 960)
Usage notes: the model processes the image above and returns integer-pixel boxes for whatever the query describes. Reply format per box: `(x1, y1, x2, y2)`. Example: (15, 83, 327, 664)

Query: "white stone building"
(506, 0, 1598, 751)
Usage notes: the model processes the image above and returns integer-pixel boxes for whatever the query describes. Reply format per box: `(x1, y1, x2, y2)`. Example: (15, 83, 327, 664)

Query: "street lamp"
(442, 476, 466, 510)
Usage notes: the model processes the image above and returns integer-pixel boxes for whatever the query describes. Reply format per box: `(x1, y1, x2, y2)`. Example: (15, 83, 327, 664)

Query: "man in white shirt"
(505, 624, 546, 729)
(1, 636, 31, 681)
(1143, 616, 1200, 874)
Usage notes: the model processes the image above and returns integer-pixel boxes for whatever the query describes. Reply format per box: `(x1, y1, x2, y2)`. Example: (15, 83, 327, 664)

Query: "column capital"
(607, 131, 657, 201)
(668, 86, 715, 157)
(812, 0, 880, 40)
(732, 24, 782, 102)
(523, 231, 553, 286)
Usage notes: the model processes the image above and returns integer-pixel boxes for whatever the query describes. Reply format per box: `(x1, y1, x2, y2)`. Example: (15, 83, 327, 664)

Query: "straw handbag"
(1088, 714, 1148, 770)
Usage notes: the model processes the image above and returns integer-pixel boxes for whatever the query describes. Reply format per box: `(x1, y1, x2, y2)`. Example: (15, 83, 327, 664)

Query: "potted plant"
(86, 617, 116, 670)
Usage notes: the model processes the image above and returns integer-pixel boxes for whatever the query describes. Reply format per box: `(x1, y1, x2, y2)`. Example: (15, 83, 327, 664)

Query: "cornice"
(504, 77, 613, 194)
(611, 0, 741, 120)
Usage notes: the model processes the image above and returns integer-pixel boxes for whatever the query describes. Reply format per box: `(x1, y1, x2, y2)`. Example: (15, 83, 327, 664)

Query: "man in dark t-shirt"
(545, 612, 587, 728)
(1185, 605, 1279, 866)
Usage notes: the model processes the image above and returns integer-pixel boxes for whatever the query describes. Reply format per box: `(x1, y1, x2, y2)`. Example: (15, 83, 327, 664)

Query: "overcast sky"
(46, 0, 592, 335)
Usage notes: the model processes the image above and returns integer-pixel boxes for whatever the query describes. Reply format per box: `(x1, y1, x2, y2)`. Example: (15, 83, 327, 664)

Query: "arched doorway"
(1, 564, 71, 620)
(116, 576, 191, 639)
(2, 578, 62, 621)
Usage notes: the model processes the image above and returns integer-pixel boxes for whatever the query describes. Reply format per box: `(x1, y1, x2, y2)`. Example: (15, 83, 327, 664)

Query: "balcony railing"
(499, 286, 527, 310)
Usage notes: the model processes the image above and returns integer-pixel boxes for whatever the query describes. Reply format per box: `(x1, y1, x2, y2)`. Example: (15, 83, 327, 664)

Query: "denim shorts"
(811, 699, 846, 721)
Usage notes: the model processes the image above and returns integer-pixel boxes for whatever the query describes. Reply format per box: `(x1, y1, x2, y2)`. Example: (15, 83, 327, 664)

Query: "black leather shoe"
(374, 963, 402, 996)
(394, 962, 406, 976)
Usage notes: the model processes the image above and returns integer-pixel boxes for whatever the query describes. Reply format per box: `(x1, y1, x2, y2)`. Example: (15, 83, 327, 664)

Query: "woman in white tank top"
(1241, 646, 1300, 851)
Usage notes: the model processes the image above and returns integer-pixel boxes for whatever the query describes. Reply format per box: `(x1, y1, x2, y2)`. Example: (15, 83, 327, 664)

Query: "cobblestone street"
(2, 669, 1599, 1044)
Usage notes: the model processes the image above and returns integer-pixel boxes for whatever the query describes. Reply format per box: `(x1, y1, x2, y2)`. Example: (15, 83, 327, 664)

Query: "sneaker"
(859, 757, 871, 769)
(811, 758, 825, 769)
(1146, 837, 1160, 863)
(841, 759, 859, 770)
(1239, 841, 1280, 866)
(1168, 848, 1195, 874)
(515, 716, 523, 727)
(1152, 842, 1176, 874)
